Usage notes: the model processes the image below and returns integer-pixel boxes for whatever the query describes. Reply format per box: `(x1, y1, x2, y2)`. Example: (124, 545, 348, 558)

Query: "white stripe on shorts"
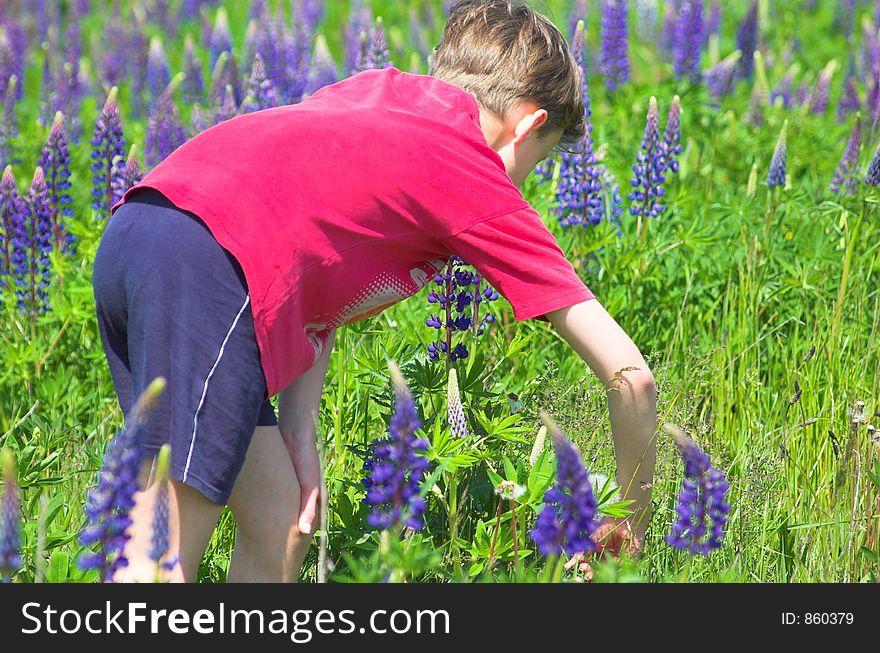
(182, 293, 252, 483)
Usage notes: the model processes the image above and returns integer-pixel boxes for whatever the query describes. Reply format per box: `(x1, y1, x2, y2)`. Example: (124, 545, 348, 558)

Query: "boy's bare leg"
(226, 425, 315, 582)
(115, 458, 224, 583)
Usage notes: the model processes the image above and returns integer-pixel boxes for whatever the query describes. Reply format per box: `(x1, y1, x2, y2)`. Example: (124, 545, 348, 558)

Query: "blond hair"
(430, 0, 586, 149)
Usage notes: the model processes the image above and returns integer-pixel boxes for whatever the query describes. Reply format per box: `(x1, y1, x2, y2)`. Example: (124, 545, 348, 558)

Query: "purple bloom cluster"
(10, 168, 53, 316)
(830, 119, 861, 195)
(736, 1, 759, 80)
(703, 52, 739, 101)
(37, 112, 75, 255)
(664, 96, 682, 174)
(425, 255, 498, 362)
(629, 97, 668, 221)
(90, 88, 126, 219)
(241, 53, 279, 114)
(361, 362, 431, 531)
(673, 0, 704, 83)
(213, 84, 238, 126)
(307, 35, 338, 96)
(768, 121, 787, 188)
(838, 74, 860, 124)
(147, 37, 171, 104)
(600, 0, 630, 92)
(111, 145, 143, 207)
(530, 415, 599, 557)
(706, 0, 722, 42)
(665, 426, 730, 555)
(145, 79, 187, 168)
(808, 63, 835, 115)
(0, 449, 21, 583)
(345, 0, 374, 76)
(182, 35, 205, 104)
(209, 7, 233, 70)
(78, 378, 165, 582)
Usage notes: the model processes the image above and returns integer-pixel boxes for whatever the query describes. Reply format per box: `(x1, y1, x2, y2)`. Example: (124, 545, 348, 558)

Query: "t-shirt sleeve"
(439, 207, 595, 322)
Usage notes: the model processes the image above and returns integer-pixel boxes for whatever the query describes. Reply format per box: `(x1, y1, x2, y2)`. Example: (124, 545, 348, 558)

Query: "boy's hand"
(563, 517, 642, 581)
(285, 431, 322, 535)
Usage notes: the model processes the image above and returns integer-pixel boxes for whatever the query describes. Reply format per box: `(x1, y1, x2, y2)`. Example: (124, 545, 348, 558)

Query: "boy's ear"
(513, 107, 549, 145)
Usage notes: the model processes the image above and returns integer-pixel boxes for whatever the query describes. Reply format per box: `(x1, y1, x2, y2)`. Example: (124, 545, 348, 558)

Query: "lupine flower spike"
(736, 1, 759, 80)
(13, 167, 54, 316)
(78, 378, 167, 582)
(447, 367, 468, 439)
(145, 74, 187, 168)
(664, 96, 681, 174)
(0, 166, 26, 289)
(90, 87, 127, 220)
(767, 120, 788, 189)
(0, 448, 21, 583)
(629, 96, 668, 226)
(112, 144, 143, 206)
(240, 53, 279, 113)
(361, 361, 431, 531)
(663, 424, 730, 555)
(830, 117, 861, 195)
(673, 0, 704, 83)
(149, 444, 177, 578)
(37, 111, 75, 254)
(307, 35, 338, 96)
(530, 411, 599, 558)
(600, 0, 630, 92)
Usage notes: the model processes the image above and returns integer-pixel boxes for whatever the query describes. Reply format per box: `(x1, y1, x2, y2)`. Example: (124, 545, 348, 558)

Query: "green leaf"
(486, 466, 504, 489)
(502, 455, 517, 482)
(46, 550, 69, 583)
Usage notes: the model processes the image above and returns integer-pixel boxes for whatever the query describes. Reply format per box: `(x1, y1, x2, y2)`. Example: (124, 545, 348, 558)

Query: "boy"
(93, 0, 657, 582)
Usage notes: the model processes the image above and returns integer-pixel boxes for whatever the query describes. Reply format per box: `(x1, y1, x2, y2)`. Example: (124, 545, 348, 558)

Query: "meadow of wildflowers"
(0, 0, 878, 584)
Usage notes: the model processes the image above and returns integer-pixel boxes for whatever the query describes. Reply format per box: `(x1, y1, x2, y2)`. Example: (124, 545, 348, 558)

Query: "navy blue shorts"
(92, 188, 277, 505)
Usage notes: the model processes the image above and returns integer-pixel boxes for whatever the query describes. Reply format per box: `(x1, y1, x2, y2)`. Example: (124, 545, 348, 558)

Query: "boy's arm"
(277, 328, 336, 534)
(545, 299, 657, 544)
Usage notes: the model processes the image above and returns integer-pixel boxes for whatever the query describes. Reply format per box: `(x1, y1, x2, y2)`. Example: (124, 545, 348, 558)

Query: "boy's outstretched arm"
(277, 328, 336, 534)
(546, 299, 658, 544)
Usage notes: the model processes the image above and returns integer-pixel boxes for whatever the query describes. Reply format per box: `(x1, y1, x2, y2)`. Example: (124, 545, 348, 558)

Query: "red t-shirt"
(111, 68, 594, 397)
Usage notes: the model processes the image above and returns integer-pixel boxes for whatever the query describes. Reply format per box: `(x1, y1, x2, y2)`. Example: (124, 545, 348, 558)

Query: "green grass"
(1, 0, 879, 582)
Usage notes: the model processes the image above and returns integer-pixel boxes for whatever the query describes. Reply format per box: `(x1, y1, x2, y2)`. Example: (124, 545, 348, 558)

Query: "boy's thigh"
(227, 425, 301, 535)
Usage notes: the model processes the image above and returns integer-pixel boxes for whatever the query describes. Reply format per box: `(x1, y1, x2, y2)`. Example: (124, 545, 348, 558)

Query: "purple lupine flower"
(111, 145, 143, 206)
(0, 448, 21, 583)
(864, 142, 880, 186)
(240, 53, 279, 113)
(178, 0, 200, 21)
(209, 7, 232, 69)
(673, 0, 704, 83)
(530, 412, 599, 558)
(361, 361, 431, 532)
(145, 76, 187, 168)
(808, 62, 836, 115)
(0, 30, 14, 102)
(664, 95, 681, 174)
(703, 50, 740, 101)
(736, 1, 759, 80)
(0, 74, 18, 164)
(367, 17, 392, 70)
(127, 15, 149, 118)
(1, 20, 26, 102)
(100, 11, 128, 88)
(830, 118, 861, 195)
(78, 378, 166, 582)
(148, 445, 174, 571)
(629, 96, 668, 221)
(189, 103, 208, 137)
(767, 120, 788, 189)
(568, 0, 588, 42)
(0, 166, 25, 289)
(147, 37, 171, 103)
(55, 59, 84, 145)
(835, 0, 856, 39)
(306, 35, 338, 96)
(664, 424, 730, 555)
(601, 0, 630, 92)
(706, 0, 722, 42)
(182, 34, 205, 103)
(285, 9, 313, 104)
(426, 256, 498, 362)
(90, 87, 126, 219)
(838, 76, 860, 123)
(345, 0, 373, 76)
(295, 0, 326, 35)
(212, 84, 238, 126)
(37, 111, 75, 255)
(770, 68, 795, 109)
(659, 5, 677, 55)
(12, 168, 53, 316)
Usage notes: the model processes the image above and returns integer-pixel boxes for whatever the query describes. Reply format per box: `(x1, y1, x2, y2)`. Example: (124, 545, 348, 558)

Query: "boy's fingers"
(298, 487, 320, 534)
(290, 440, 322, 534)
